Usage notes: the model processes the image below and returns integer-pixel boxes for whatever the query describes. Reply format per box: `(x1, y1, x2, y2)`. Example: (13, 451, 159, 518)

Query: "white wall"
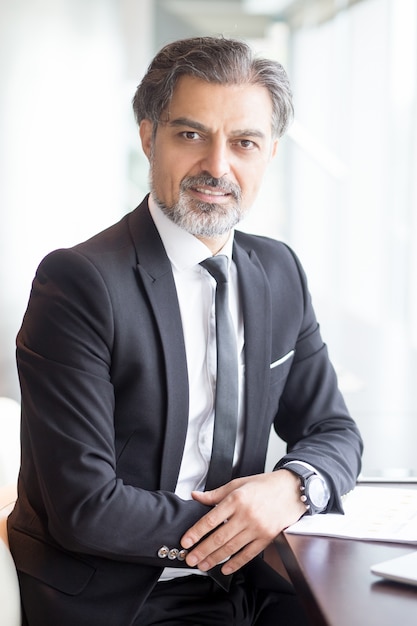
(0, 0, 154, 399)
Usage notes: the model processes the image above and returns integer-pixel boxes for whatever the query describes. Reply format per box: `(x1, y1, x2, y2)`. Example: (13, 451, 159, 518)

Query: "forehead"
(164, 75, 273, 134)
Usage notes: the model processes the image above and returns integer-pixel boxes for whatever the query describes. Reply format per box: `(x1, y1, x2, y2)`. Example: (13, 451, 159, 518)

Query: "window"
(286, 0, 417, 478)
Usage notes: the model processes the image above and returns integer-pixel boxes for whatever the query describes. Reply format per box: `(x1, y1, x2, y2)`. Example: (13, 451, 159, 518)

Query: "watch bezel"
(304, 474, 330, 511)
(283, 463, 330, 515)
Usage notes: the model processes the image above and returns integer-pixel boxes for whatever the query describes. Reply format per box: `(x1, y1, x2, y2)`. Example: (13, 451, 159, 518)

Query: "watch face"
(308, 476, 329, 509)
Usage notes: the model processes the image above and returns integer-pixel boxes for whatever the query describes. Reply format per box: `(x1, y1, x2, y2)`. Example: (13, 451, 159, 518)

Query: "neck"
(195, 232, 231, 255)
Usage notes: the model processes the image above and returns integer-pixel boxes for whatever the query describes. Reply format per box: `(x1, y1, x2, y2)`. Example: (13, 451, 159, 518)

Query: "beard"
(151, 173, 245, 238)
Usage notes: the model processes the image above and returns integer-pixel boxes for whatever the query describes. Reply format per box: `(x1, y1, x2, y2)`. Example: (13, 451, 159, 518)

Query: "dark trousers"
(136, 569, 310, 626)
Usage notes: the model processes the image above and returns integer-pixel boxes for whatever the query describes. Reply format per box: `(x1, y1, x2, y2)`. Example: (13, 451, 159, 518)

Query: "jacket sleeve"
(15, 247, 209, 566)
(271, 246, 363, 512)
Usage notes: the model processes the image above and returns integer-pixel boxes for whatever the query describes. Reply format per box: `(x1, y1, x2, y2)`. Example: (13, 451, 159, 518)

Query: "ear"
(270, 139, 279, 160)
(139, 119, 154, 160)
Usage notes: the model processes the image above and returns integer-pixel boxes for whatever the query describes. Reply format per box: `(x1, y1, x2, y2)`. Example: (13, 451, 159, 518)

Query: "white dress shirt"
(148, 196, 246, 581)
(148, 196, 246, 501)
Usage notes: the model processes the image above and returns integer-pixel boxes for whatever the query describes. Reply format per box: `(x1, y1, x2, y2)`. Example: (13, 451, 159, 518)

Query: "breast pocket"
(269, 349, 295, 386)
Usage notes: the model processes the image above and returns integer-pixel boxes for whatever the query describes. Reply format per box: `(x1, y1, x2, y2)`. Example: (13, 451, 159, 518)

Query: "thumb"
(191, 488, 222, 505)
(192, 476, 246, 502)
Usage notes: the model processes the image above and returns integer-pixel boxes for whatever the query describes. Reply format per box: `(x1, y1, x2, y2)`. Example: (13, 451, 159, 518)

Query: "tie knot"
(200, 255, 229, 284)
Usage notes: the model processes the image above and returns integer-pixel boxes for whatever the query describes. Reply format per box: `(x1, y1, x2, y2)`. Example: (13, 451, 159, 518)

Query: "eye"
(181, 131, 202, 141)
(236, 139, 257, 150)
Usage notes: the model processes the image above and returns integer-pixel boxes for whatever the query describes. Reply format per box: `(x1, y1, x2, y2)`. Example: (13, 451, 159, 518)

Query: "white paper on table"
(285, 486, 417, 544)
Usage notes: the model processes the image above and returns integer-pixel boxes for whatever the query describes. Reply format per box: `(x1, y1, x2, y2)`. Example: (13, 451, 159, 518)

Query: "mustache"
(180, 175, 241, 200)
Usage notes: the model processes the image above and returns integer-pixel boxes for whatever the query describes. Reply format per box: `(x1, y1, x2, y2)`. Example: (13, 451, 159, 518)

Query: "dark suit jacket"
(9, 197, 362, 625)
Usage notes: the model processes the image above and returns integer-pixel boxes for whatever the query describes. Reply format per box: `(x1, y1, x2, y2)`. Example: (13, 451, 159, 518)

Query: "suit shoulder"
(234, 230, 300, 267)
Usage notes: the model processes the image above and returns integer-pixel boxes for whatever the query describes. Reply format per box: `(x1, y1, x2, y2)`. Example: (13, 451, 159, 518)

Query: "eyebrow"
(167, 117, 267, 139)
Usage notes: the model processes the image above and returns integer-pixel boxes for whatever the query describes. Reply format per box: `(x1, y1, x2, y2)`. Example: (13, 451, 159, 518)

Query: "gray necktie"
(200, 255, 239, 491)
(199, 255, 238, 591)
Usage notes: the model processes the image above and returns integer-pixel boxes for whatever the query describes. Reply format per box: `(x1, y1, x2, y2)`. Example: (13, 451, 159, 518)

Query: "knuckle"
(212, 531, 226, 547)
(226, 538, 240, 555)
(205, 514, 219, 531)
(231, 489, 246, 506)
(256, 518, 270, 536)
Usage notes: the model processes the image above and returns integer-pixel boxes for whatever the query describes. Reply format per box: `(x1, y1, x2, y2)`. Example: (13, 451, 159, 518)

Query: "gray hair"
(132, 36, 293, 139)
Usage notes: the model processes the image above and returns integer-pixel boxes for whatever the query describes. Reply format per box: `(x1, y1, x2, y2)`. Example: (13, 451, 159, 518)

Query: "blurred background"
(1, 0, 416, 479)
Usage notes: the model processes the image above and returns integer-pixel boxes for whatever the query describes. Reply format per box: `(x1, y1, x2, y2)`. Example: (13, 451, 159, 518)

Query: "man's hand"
(181, 470, 307, 575)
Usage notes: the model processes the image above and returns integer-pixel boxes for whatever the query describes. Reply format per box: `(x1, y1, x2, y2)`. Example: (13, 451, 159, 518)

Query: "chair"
(0, 397, 22, 624)
(0, 483, 21, 625)
(0, 396, 21, 487)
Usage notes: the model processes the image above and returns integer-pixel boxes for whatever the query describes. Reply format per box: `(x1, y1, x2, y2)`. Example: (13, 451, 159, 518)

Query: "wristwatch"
(283, 463, 330, 515)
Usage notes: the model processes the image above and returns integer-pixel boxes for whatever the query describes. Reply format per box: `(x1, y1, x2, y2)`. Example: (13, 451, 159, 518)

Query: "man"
(9, 37, 362, 625)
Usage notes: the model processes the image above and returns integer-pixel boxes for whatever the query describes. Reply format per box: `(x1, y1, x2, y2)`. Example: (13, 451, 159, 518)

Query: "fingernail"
(182, 537, 193, 549)
(199, 560, 210, 572)
(186, 554, 198, 566)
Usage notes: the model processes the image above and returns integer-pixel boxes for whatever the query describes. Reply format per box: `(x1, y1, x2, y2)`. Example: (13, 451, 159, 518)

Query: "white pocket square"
(270, 350, 295, 369)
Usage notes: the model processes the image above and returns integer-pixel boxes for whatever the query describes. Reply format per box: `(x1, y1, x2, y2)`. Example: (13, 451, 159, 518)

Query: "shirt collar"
(148, 195, 235, 271)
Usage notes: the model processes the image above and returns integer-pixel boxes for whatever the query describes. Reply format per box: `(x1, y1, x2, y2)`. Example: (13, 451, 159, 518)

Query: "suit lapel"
(233, 241, 272, 476)
(127, 201, 274, 487)
(128, 200, 189, 491)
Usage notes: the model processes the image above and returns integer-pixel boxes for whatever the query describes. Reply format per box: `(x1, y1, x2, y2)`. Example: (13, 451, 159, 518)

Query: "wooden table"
(274, 532, 417, 625)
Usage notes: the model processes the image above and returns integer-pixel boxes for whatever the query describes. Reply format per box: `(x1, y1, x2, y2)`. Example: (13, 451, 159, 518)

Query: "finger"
(191, 480, 239, 505)
(181, 501, 233, 550)
(190, 490, 219, 505)
(220, 537, 269, 575)
(188, 526, 249, 572)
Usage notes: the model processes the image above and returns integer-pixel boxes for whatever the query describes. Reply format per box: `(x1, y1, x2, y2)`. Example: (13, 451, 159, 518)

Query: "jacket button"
(178, 549, 188, 561)
(157, 546, 169, 559)
(168, 548, 179, 560)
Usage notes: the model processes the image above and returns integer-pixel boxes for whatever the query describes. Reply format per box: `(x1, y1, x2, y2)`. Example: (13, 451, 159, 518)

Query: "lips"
(194, 187, 229, 197)
(181, 175, 241, 202)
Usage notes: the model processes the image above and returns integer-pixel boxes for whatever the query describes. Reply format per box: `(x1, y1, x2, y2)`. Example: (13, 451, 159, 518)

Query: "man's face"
(140, 75, 278, 246)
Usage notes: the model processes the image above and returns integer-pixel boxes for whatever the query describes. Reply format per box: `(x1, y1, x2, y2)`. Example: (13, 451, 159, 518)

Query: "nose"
(200, 140, 231, 179)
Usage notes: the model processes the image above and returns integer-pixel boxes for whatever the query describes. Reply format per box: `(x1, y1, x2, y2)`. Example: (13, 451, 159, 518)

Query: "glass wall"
(286, 0, 417, 477)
